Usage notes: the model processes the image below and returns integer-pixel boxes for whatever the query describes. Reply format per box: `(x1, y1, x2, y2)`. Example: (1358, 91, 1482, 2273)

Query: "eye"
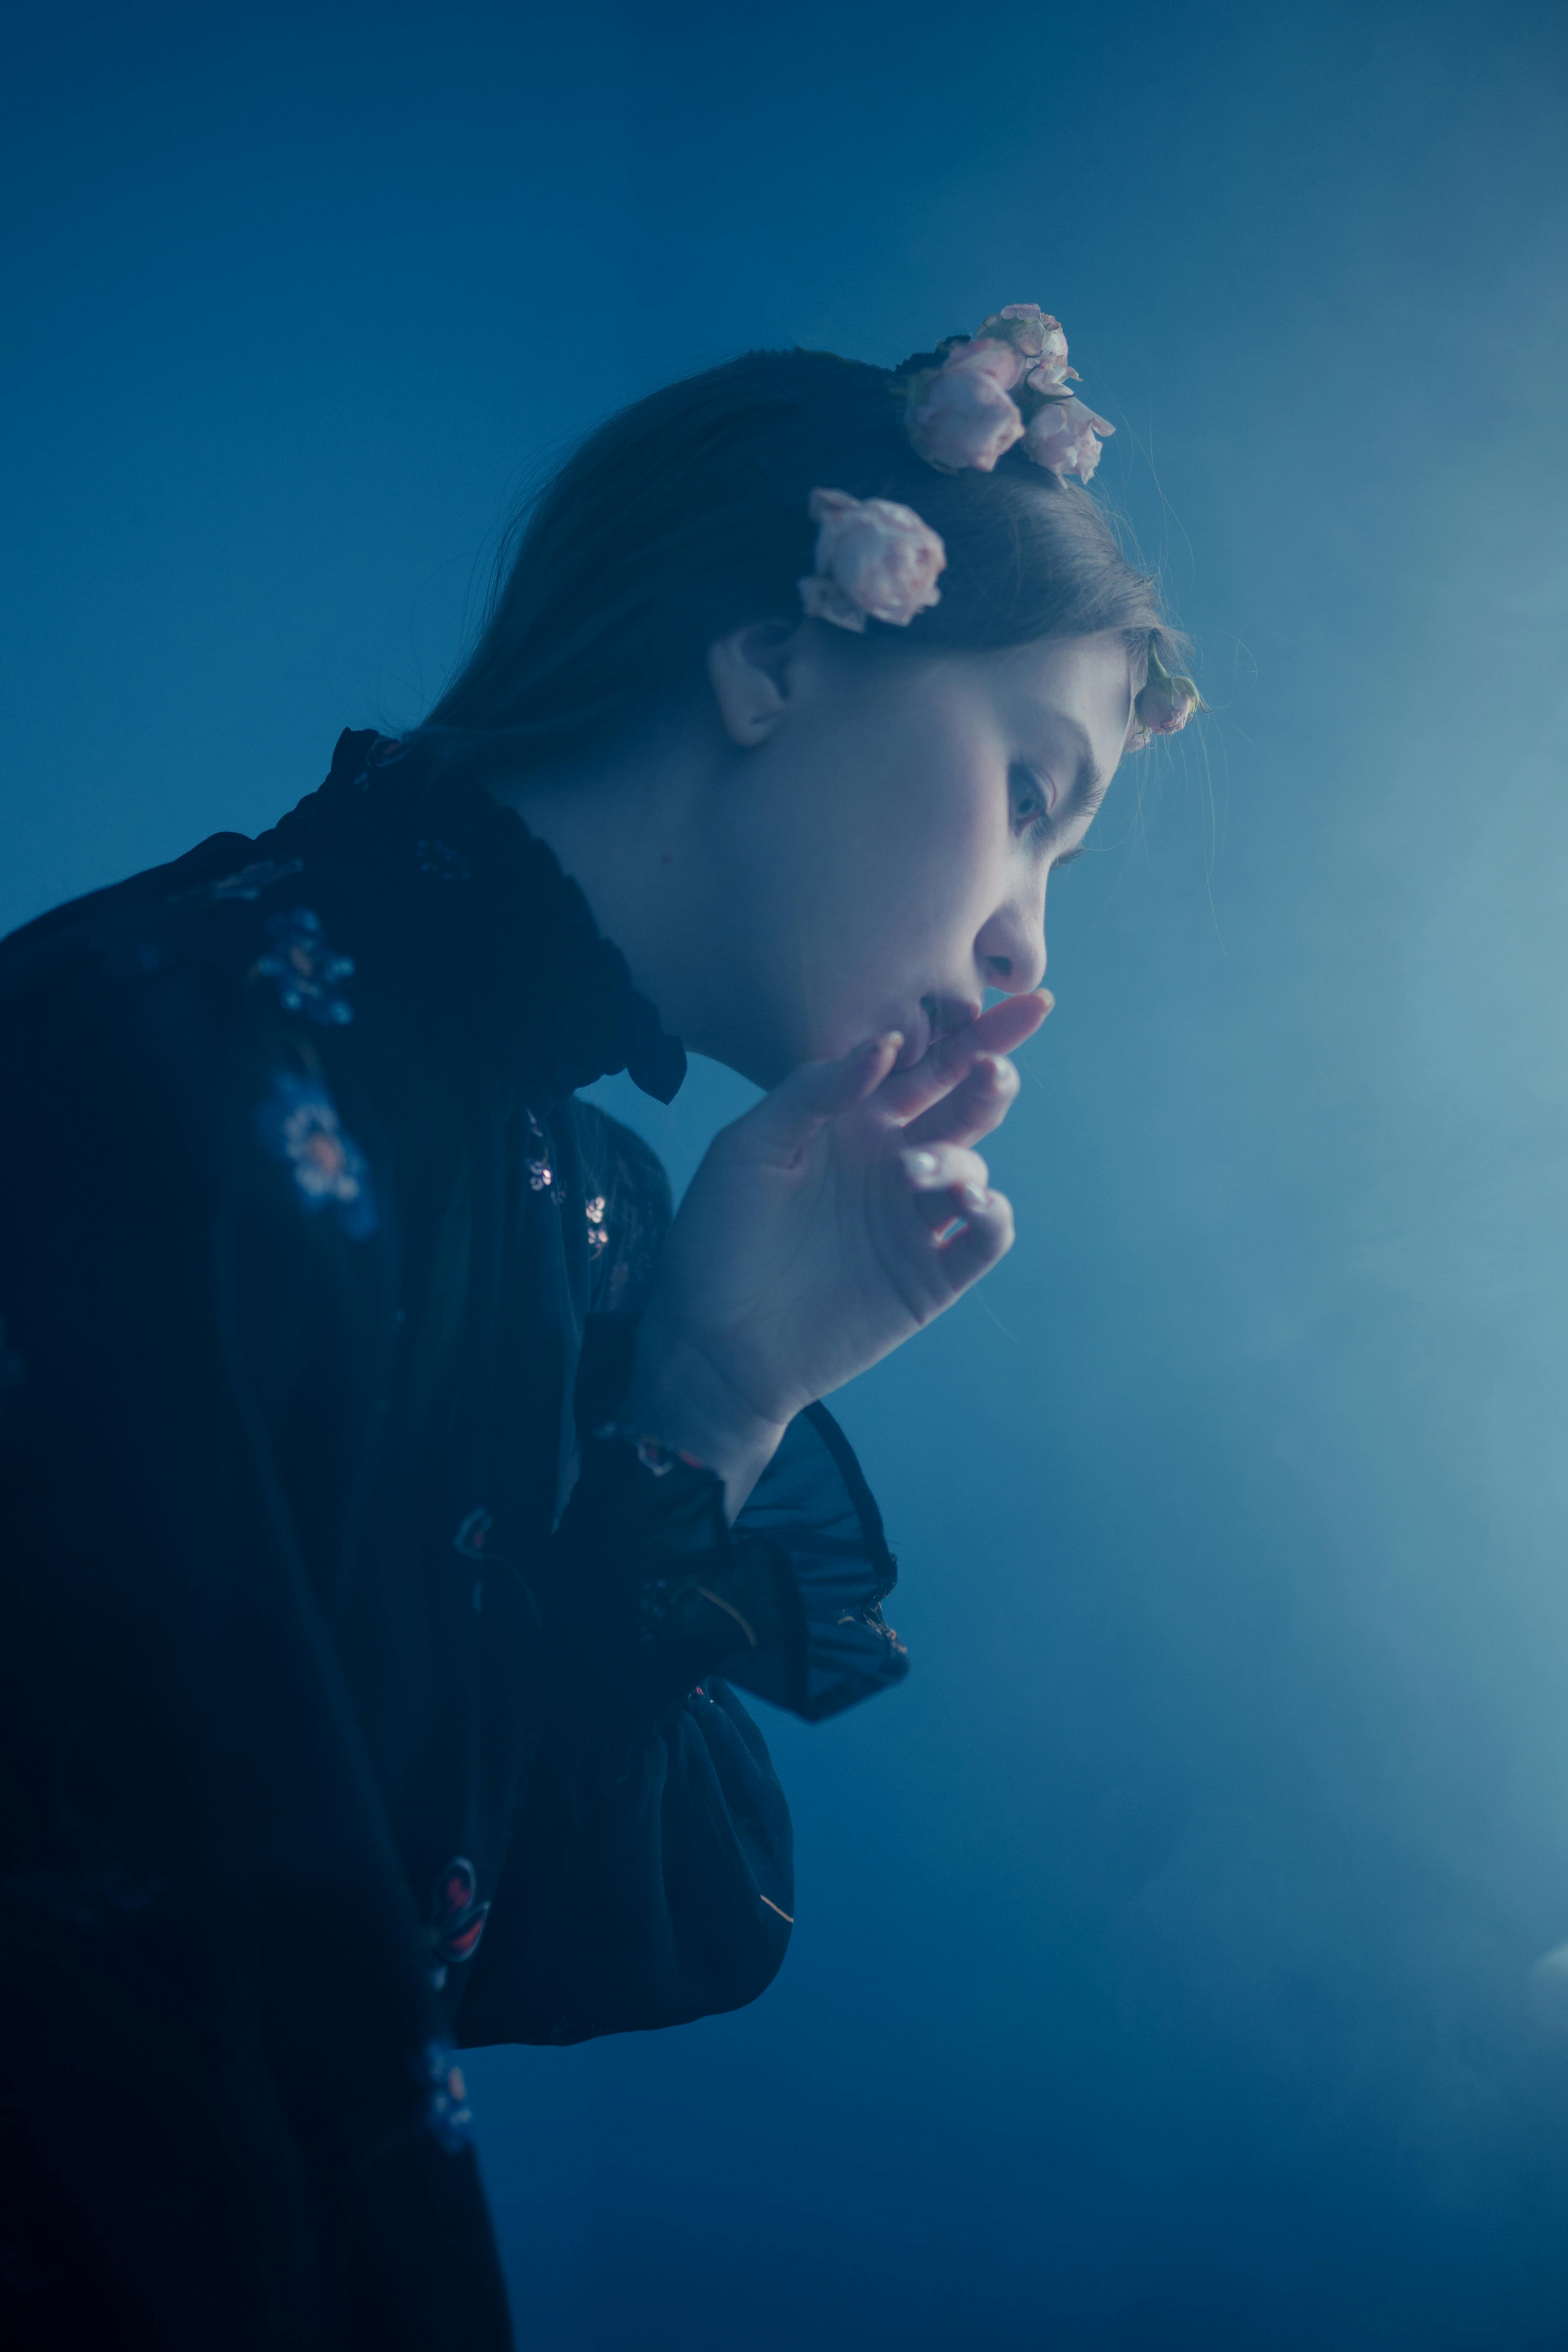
(1009, 762, 1053, 838)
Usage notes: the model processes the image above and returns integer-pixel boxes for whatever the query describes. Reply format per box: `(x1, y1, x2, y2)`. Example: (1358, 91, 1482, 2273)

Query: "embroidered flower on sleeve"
(255, 908, 356, 1024)
(584, 1194, 609, 1255)
(414, 836, 473, 884)
(425, 1855, 491, 1991)
(254, 1070, 378, 1240)
(524, 1109, 562, 1200)
(416, 2038, 475, 2153)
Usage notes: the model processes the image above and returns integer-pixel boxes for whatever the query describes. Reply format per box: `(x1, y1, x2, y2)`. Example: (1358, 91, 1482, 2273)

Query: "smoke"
(5, 0, 1568, 2341)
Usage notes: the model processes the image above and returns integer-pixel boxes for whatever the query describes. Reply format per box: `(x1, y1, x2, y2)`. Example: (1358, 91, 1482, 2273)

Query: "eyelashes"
(1009, 761, 1093, 872)
(1008, 762, 1054, 840)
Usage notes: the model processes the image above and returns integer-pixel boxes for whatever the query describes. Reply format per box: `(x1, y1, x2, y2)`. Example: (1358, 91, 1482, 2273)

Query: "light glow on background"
(5, 4, 1568, 2342)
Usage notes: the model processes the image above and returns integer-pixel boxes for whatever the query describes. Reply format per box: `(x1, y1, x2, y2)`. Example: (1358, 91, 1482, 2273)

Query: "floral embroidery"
(524, 1109, 560, 1199)
(426, 1856, 491, 1991)
(171, 856, 304, 906)
(255, 908, 355, 1025)
(414, 836, 472, 884)
(585, 1194, 609, 1255)
(417, 2038, 475, 2152)
(254, 1071, 377, 1240)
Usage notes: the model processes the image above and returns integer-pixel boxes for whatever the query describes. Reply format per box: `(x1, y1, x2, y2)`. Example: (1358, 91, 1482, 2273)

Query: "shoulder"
(0, 835, 325, 1026)
(0, 846, 400, 1259)
(0, 848, 363, 1114)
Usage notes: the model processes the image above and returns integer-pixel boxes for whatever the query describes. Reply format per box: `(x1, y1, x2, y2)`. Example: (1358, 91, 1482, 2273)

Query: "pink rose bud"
(1022, 395, 1114, 483)
(944, 336, 1026, 392)
(798, 487, 947, 632)
(989, 304, 1059, 366)
(908, 359, 1025, 473)
(1135, 673, 1199, 737)
(1025, 319, 1073, 388)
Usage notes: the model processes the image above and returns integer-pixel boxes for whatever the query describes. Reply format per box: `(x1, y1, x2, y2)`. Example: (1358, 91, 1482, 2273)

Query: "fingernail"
(908, 1150, 939, 1180)
(960, 1183, 988, 1215)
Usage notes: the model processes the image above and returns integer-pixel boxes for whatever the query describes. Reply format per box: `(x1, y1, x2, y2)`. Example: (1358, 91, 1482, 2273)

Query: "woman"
(0, 307, 1194, 2347)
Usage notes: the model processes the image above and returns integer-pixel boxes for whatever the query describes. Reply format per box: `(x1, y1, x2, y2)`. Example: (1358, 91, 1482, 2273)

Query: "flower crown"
(796, 301, 1199, 751)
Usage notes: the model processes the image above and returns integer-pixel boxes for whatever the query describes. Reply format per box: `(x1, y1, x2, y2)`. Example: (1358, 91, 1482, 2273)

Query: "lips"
(896, 995, 982, 1069)
(895, 1012, 931, 1070)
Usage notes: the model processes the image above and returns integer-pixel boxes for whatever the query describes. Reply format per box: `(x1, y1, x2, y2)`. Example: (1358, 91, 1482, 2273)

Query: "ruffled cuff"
(550, 1401, 905, 1736)
(727, 1403, 907, 1723)
(547, 1426, 797, 1737)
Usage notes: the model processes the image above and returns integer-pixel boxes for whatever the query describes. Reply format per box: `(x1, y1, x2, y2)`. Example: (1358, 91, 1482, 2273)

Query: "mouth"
(896, 994, 982, 1069)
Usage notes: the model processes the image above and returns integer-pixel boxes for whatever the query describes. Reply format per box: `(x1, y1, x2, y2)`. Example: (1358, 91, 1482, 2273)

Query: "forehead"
(991, 631, 1135, 738)
(955, 634, 1135, 798)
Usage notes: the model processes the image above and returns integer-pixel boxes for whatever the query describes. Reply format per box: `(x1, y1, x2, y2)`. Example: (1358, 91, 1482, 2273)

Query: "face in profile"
(696, 625, 1137, 1085)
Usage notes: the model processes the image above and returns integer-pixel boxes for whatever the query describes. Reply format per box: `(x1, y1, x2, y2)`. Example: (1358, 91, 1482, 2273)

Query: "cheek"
(874, 734, 1002, 936)
(739, 696, 1002, 1006)
(815, 732, 985, 934)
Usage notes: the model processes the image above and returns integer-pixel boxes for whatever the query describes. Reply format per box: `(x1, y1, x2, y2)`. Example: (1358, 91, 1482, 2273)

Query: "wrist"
(625, 1318, 787, 1519)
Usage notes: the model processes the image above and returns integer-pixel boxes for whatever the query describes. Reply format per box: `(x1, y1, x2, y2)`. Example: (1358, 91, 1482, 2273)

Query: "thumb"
(740, 1032, 903, 1164)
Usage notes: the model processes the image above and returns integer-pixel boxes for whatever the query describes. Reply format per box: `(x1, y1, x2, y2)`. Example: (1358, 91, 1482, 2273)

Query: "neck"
(488, 713, 736, 1065)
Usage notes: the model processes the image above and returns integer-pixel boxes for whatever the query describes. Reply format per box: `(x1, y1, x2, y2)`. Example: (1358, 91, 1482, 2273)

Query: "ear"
(707, 620, 804, 747)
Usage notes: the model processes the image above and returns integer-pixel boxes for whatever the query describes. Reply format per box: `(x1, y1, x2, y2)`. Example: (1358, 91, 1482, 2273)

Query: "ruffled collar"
(259, 729, 686, 1105)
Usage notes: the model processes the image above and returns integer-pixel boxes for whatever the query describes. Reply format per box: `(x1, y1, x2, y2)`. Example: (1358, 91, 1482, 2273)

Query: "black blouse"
(0, 730, 907, 2352)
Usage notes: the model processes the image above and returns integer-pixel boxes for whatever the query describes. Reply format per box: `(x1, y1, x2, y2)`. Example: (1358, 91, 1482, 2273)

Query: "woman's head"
(416, 335, 1191, 1083)
(418, 342, 1185, 771)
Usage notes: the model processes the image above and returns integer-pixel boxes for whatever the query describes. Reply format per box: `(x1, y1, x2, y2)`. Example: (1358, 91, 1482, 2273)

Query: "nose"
(974, 883, 1048, 996)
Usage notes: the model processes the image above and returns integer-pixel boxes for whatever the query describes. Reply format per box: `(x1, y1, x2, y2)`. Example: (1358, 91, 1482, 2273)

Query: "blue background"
(6, 4, 1568, 2342)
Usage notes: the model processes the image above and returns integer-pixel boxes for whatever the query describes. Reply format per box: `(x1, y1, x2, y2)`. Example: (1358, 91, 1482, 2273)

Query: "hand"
(627, 991, 1050, 1509)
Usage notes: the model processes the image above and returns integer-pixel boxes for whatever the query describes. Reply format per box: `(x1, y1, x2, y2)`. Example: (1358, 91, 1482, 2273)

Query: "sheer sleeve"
(455, 1402, 905, 2048)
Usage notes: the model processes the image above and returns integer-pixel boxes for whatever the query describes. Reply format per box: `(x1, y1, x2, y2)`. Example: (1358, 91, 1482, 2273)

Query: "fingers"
(900, 1051, 1019, 1150)
(876, 992, 1051, 1127)
(901, 1143, 992, 1231)
(741, 1031, 903, 1164)
(967, 990, 1052, 1058)
(896, 1144, 1014, 1289)
(930, 1187, 1015, 1287)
